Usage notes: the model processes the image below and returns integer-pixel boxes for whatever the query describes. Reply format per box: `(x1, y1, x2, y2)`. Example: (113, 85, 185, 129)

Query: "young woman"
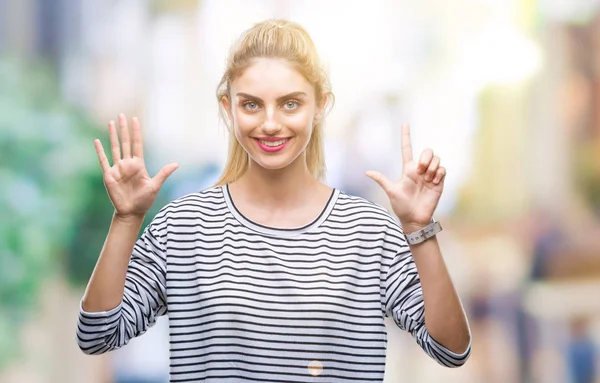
(77, 19, 471, 382)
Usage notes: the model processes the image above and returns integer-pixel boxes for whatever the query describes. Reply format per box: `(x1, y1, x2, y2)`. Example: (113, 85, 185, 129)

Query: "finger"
(131, 117, 144, 158)
(118, 113, 132, 158)
(425, 156, 440, 182)
(433, 166, 447, 185)
(365, 170, 394, 195)
(152, 162, 179, 189)
(401, 123, 414, 167)
(108, 120, 121, 163)
(94, 139, 111, 173)
(418, 148, 434, 174)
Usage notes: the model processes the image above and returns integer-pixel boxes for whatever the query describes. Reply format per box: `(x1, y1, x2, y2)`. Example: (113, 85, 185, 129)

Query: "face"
(222, 58, 321, 174)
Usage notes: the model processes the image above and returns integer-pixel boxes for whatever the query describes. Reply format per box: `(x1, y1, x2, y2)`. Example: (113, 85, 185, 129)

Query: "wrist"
(402, 218, 442, 246)
(400, 220, 431, 234)
(113, 211, 146, 226)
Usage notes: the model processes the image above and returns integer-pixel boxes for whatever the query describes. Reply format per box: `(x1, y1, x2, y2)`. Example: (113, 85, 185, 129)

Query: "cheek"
(284, 110, 314, 130)
(233, 110, 258, 131)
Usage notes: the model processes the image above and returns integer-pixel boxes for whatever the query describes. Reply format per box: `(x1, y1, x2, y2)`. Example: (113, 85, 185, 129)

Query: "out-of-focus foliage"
(0, 57, 104, 365)
(0, 58, 173, 367)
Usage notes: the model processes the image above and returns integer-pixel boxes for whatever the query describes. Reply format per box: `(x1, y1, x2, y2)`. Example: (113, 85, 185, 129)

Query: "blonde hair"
(215, 19, 332, 186)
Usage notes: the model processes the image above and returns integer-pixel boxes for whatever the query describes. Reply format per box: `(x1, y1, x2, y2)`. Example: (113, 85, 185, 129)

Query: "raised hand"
(94, 114, 178, 219)
(366, 123, 446, 230)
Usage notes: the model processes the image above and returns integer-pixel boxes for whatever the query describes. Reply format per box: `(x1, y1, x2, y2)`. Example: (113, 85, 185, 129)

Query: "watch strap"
(405, 220, 443, 245)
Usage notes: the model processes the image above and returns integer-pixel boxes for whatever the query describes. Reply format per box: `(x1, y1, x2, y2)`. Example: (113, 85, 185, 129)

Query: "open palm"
(366, 123, 446, 229)
(94, 114, 178, 219)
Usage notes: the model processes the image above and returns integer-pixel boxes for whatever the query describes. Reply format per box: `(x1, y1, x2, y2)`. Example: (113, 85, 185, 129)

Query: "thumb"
(365, 170, 394, 195)
(152, 162, 179, 189)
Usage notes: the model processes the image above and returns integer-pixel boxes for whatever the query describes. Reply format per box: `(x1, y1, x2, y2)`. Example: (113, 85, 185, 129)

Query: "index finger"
(401, 123, 413, 166)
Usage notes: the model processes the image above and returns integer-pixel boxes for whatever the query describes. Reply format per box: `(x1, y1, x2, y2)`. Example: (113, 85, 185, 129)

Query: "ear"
(315, 92, 331, 123)
(220, 95, 233, 122)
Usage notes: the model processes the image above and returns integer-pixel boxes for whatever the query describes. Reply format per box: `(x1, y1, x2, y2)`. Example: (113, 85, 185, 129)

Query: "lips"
(258, 138, 289, 147)
(254, 137, 291, 153)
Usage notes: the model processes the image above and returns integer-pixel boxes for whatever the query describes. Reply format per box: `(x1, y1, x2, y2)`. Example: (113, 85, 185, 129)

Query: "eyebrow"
(236, 92, 307, 103)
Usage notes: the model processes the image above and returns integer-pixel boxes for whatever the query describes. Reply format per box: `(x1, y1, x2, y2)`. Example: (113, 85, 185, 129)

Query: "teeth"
(260, 139, 287, 147)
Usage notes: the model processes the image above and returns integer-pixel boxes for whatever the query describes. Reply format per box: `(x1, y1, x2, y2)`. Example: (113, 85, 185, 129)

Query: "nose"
(261, 107, 282, 135)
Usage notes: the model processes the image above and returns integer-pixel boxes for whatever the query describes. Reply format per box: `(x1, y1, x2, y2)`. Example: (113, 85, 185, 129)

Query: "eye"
(242, 101, 260, 111)
(282, 100, 300, 110)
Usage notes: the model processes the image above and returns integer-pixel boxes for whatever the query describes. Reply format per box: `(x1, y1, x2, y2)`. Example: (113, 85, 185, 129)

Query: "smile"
(260, 138, 288, 146)
(254, 138, 291, 152)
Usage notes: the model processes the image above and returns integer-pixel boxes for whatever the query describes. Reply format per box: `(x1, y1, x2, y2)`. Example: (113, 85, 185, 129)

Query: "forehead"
(231, 58, 313, 97)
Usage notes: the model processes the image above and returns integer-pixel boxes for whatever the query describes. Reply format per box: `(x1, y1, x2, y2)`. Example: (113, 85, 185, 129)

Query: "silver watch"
(405, 219, 443, 245)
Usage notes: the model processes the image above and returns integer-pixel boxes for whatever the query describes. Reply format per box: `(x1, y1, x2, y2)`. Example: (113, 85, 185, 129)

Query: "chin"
(253, 157, 295, 172)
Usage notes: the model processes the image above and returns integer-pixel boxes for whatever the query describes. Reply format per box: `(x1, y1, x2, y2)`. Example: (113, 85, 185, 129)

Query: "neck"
(231, 154, 320, 208)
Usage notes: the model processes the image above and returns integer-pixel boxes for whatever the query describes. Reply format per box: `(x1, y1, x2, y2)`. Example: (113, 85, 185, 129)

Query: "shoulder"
(332, 190, 407, 252)
(335, 191, 397, 222)
(150, 186, 227, 226)
(333, 191, 403, 233)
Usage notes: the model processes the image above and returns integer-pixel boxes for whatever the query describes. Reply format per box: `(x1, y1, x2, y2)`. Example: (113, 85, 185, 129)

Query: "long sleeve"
(382, 244, 471, 367)
(76, 223, 168, 355)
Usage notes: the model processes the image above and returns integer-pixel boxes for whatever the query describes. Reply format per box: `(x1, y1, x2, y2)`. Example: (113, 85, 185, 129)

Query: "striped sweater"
(77, 185, 470, 382)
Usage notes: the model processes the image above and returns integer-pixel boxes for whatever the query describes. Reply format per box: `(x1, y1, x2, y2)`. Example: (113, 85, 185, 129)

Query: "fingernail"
(433, 177, 439, 183)
(425, 175, 432, 181)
